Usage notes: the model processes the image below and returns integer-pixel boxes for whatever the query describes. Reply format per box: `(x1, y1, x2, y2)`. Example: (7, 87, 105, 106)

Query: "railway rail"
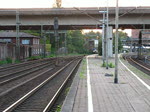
(0, 56, 83, 112)
(122, 54, 150, 75)
(0, 58, 56, 72)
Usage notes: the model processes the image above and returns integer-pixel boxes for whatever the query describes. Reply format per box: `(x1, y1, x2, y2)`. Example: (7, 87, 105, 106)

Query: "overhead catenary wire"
(73, 6, 148, 30)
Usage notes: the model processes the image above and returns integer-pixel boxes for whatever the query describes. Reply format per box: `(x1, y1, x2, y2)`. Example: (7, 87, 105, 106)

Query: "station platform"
(61, 55, 150, 112)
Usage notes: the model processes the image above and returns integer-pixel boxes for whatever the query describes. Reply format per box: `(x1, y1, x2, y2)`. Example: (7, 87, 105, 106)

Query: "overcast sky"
(0, 0, 149, 8)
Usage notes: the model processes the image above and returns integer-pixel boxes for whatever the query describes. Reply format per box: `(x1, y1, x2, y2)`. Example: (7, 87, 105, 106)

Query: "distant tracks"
(123, 54, 150, 75)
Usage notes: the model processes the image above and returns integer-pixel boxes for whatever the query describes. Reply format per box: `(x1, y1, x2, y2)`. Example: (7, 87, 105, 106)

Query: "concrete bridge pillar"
(107, 26, 113, 57)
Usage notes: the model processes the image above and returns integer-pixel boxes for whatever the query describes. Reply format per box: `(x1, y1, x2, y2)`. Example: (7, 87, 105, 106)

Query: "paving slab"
(61, 55, 150, 112)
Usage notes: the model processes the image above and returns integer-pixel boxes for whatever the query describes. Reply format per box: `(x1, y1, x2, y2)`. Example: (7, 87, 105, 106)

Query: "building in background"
(0, 32, 40, 45)
(0, 32, 43, 60)
(131, 29, 150, 38)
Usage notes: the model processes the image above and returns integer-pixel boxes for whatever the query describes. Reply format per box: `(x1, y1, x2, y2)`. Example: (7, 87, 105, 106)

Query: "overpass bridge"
(0, 7, 150, 30)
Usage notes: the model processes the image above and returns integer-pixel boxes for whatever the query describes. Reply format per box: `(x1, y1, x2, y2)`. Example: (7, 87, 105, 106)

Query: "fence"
(0, 43, 44, 60)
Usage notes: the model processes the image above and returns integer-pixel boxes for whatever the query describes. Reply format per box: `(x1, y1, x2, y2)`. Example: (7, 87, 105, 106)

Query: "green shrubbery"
(108, 62, 115, 68)
(0, 60, 8, 65)
(101, 62, 106, 67)
(101, 62, 115, 68)
(0, 58, 21, 65)
(28, 56, 42, 60)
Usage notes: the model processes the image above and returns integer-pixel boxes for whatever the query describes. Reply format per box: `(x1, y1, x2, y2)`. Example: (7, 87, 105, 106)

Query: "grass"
(28, 56, 43, 60)
(65, 87, 70, 96)
(0, 58, 21, 65)
(101, 62, 115, 68)
(108, 62, 115, 68)
(79, 58, 86, 79)
(79, 71, 86, 79)
(55, 105, 61, 112)
(0, 60, 8, 65)
(101, 62, 106, 67)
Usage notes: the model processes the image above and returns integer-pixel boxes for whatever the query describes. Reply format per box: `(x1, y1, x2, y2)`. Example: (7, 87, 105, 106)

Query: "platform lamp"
(114, 0, 119, 83)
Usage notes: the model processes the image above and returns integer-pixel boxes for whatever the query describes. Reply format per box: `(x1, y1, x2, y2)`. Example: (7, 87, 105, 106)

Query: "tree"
(84, 31, 101, 40)
(66, 30, 88, 54)
(113, 31, 127, 53)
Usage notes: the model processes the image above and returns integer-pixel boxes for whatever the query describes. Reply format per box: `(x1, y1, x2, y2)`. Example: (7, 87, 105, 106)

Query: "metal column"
(114, 0, 119, 83)
(16, 11, 20, 60)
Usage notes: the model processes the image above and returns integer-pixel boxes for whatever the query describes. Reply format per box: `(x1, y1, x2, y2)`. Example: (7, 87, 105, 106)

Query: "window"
(33, 39, 39, 44)
(22, 40, 30, 44)
(0, 39, 11, 43)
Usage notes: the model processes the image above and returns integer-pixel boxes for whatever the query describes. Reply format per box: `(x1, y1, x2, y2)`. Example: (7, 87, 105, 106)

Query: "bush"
(15, 60, 21, 63)
(0, 60, 7, 65)
(6, 58, 12, 63)
(108, 62, 115, 68)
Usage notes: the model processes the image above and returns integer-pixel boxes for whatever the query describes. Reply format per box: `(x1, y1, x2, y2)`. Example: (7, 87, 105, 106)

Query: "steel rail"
(0, 60, 54, 78)
(0, 62, 55, 85)
(43, 59, 81, 112)
(0, 62, 53, 79)
(122, 54, 150, 72)
(0, 58, 53, 72)
(2, 59, 75, 112)
(129, 57, 150, 71)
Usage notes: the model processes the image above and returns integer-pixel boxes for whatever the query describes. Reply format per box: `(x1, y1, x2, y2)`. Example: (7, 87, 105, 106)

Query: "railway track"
(0, 56, 83, 112)
(123, 54, 150, 75)
(0, 58, 56, 73)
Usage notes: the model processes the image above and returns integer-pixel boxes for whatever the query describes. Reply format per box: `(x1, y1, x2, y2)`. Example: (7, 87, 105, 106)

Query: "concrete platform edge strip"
(60, 59, 82, 112)
(119, 57, 150, 90)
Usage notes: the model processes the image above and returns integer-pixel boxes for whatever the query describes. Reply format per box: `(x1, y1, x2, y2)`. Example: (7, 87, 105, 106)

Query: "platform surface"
(61, 55, 150, 112)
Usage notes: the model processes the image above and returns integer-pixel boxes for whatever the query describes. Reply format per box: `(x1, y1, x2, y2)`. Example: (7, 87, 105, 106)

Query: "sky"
(0, 0, 150, 8)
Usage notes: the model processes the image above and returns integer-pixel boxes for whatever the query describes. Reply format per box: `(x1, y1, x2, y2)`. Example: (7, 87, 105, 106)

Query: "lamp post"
(114, 0, 119, 83)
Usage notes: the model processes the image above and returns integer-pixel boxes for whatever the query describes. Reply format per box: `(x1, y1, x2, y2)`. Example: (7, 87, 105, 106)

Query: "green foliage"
(65, 87, 70, 95)
(79, 58, 86, 79)
(108, 62, 115, 68)
(0, 60, 7, 65)
(101, 62, 106, 67)
(28, 56, 42, 60)
(21, 30, 40, 36)
(113, 31, 126, 53)
(46, 44, 51, 52)
(6, 58, 12, 63)
(0, 58, 21, 65)
(67, 30, 87, 54)
(84, 31, 101, 39)
(101, 62, 115, 68)
(55, 105, 61, 112)
(15, 60, 21, 63)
